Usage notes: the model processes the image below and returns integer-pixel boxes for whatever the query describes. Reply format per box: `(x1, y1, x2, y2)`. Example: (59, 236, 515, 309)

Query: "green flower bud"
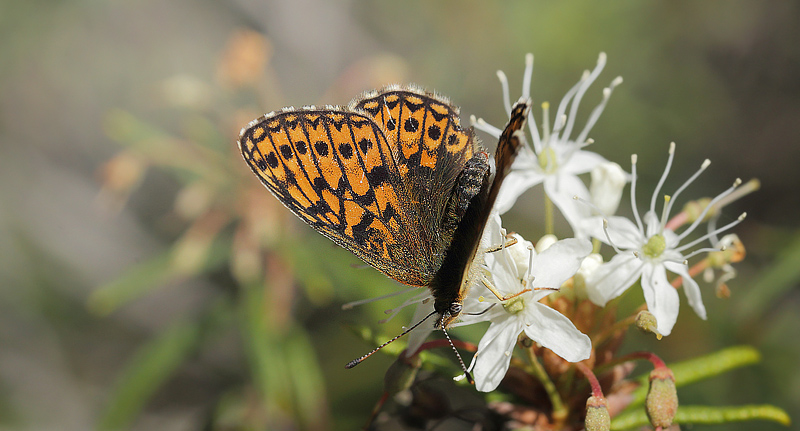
(384, 354, 422, 396)
(585, 395, 610, 431)
(635, 310, 663, 340)
(646, 367, 678, 428)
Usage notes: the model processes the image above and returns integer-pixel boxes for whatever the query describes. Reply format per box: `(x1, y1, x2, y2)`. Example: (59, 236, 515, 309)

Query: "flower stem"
(545, 192, 554, 235)
(623, 350, 667, 369)
(525, 346, 567, 423)
(575, 362, 604, 398)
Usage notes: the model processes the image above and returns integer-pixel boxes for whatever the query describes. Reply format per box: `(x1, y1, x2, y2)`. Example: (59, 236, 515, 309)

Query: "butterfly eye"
(449, 302, 462, 316)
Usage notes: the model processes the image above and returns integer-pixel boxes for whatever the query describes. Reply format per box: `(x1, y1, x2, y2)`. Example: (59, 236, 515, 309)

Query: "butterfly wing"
(238, 108, 432, 286)
(352, 88, 481, 257)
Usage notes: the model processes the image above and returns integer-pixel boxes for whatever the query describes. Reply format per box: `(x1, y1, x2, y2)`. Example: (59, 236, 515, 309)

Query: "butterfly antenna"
(345, 309, 437, 369)
(440, 314, 474, 385)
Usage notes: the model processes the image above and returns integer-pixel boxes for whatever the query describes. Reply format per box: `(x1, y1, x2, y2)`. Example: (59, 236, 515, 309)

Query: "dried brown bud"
(646, 367, 678, 428)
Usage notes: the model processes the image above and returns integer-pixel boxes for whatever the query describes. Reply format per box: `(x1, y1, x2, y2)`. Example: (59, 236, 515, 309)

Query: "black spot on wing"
(382, 201, 397, 221)
(362, 104, 380, 116)
(404, 118, 419, 133)
(447, 133, 458, 146)
(307, 116, 322, 128)
(428, 124, 441, 140)
(353, 187, 376, 207)
(429, 108, 447, 122)
(351, 212, 375, 245)
(313, 176, 328, 190)
(280, 144, 293, 159)
(404, 99, 423, 112)
(367, 165, 390, 186)
(315, 140, 329, 157)
(265, 152, 279, 169)
(339, 142, 353, 159)
(358, 138, 372, 153)
(332, 118, 345, 132)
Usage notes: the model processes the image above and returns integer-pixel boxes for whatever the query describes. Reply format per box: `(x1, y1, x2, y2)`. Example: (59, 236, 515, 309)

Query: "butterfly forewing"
(239, 108, 432, 286)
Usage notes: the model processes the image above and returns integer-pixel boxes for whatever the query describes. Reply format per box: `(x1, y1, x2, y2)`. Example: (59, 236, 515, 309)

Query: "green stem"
(526, 346, 567, 423)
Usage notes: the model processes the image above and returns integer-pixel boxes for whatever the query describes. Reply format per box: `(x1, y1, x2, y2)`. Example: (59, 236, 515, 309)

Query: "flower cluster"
(403, 53, 749, 397)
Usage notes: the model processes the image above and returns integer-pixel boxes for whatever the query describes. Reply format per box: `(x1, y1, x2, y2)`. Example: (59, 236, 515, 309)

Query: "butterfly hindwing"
(352, 88, 480, 253)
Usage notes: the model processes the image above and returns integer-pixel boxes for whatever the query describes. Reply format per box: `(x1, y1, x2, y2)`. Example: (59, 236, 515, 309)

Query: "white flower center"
(538, 147, 558, 174)
(503, 296, 526, 315)
(642, 233, 666, 259)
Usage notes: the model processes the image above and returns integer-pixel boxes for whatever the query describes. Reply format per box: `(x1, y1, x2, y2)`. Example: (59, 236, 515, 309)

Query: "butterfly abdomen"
(430, 153, 492, 318)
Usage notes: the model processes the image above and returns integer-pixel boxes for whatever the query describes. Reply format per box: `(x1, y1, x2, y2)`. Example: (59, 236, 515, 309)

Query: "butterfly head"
(434, 300, 463, 329)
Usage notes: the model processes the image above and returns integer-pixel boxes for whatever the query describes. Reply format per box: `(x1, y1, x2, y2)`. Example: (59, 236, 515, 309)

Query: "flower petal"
(472, 316, 521, 392)
(560, 149, 608, 176)
(522, 302, 592, 362)
(600, 215, 645, 249)
(530, 238, 593, 290)
(641, 263, 680, 336)
(543, 175, 591, 237)
(665, 261, 707, 320)
(495, 170, 545, 214)
(586, 253, 643, 306)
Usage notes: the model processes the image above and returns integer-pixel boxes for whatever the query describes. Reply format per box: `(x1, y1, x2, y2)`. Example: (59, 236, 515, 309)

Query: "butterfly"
(238, 85, 529, 372)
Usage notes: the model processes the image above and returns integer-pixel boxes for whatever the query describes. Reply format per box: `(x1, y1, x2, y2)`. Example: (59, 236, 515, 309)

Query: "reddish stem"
(575, 362, 604, 398)
(623, 351, 667, 369)
(665, 211, 689, 231)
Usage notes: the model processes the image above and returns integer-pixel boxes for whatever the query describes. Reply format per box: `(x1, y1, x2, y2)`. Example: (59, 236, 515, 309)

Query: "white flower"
(590, 161, 629, 216)
(457, 213, 593, 392)
(582, 144, 747, 336)
(472, 53, 623, 237)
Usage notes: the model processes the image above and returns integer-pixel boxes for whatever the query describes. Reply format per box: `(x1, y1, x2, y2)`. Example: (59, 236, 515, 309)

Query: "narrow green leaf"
(239, 283, 293, 409)
(89, 240, 230, 315)
(737, 231, 800, 322)
(88, 251, 175, 316)
(97, 319, 203, 430)
(284, 329, 329, 429)
(628, 345, 760, 406)
(611, 404, 791, 430)
(675, 405, 791, 426)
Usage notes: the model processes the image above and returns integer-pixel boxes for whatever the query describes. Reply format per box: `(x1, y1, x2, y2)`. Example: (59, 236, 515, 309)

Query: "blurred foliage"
(0, 1, 798, 430)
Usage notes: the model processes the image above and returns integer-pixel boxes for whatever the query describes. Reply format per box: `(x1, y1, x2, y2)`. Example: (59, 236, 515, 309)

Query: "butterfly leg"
(480, 275, 531, 302)
(484, 233, 518, 254)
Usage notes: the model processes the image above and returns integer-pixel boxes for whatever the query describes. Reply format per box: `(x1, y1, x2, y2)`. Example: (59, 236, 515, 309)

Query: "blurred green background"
(1, 1, 798, 430)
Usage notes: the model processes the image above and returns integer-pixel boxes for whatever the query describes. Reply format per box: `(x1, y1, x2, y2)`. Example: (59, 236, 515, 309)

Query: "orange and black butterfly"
(238, 86, 529, 374)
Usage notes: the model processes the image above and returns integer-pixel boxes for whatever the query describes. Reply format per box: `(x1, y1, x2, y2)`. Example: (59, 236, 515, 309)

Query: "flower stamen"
(563, 53, 607, 140)
(651, 142, 676, 216)
(664, 158, 712, 220)
(676, 178, 742, 242)
(577, 76, 624, 143)
(675, 213, 747, 254)
(630, 154, 645, 233)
